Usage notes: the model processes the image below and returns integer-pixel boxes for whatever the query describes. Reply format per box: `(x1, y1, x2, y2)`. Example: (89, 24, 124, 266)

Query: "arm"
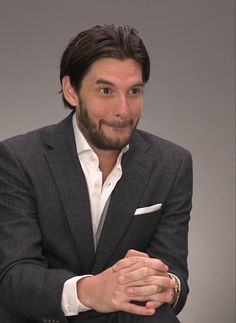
(0, 141, 73, 322)
(146, 150, 193, 313)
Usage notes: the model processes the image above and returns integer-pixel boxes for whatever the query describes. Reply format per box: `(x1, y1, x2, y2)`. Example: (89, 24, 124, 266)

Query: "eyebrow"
(95, 78, 144, 88)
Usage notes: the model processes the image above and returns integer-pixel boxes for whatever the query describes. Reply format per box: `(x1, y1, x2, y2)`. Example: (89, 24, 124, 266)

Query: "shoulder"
(135, 129, 192, 161)
(0, 124, 55, 155)
(0, 113, 73, 156)
(0, 125, 56, 177)
(134, 130, 193, 187)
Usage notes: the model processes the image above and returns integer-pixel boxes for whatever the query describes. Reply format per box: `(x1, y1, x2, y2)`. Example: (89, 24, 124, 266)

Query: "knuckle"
(156, 285, 160, 293)
(126, 287, 134, 296)
(162, 292, 172, 303)
(110, 296, 119, 309)
(141, 267, 149, 276)
(126, 249, 134, 256)
(142, 258, 150, 266)
(156, 259, 164, 269)
(144, 275, 152, 283)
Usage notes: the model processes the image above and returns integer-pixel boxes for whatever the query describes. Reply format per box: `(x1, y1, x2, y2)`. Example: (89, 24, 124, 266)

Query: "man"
(0, 25, 193, 323)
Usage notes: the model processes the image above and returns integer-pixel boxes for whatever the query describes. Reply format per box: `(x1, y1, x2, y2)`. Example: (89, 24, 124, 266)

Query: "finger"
(140, 258, 169, 272)
(118, 301, 155, 316)
(118, 260, 169, 285)
(143, 275, 176, 290)
(154, 289, 174, 303)
(125, 280, 174, 299)
(115, 257, 168, 276)
(119, 272, 170, 289)
(112, 256, 153, 272)
(126, 284, 162, 297)
(114, 256, 168, 274)
(118, 266, 158, 284)
(146, 300, 164, 310)
(125, 249, 150, 258)
(113, 257, 146, 272)
(126, 288, 174, 304)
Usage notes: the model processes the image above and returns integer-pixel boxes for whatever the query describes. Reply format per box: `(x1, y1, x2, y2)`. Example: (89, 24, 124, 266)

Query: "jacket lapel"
(43, 113, 95, 273)
(92, 132, 154, 273)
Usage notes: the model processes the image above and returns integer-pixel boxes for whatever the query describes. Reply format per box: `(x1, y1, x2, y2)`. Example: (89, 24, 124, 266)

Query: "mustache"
(99, 119, 134, 129)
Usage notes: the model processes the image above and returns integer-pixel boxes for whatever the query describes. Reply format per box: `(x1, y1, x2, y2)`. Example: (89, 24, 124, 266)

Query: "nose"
(114, 94, 130, 119)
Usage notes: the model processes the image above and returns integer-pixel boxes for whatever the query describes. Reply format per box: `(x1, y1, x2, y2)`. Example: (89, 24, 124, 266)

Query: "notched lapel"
(44, 114, 95, 273)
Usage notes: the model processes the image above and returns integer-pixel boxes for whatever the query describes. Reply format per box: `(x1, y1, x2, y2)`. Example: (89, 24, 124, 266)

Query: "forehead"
(83, 58, 143, 87)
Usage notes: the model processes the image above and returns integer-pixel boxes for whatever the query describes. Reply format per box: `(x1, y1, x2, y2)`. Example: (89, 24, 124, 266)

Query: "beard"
(76, 99, 139, 150)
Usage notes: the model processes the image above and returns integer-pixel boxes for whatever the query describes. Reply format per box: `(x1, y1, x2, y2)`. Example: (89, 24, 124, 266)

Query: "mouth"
(99, 119, 134, 130)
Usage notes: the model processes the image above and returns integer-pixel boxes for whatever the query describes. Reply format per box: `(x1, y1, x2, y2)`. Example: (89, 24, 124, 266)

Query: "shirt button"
(95, 181, 100, 187)
(66, 305, 71, 310)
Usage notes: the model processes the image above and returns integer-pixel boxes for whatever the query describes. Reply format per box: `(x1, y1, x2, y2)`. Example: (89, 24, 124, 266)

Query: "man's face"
(75, 58, 144, 151)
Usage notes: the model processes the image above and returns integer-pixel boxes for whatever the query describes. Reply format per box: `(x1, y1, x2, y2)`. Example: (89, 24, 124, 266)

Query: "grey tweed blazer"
(0, 112, 192, 323)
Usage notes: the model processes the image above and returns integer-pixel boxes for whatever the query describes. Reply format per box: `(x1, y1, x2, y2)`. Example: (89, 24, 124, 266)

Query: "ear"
(62, 76, 79, 107)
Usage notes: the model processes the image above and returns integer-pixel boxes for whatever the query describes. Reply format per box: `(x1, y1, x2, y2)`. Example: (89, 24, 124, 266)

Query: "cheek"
(91, 100, 115, 119)
(130, 100, 143, 118)
(82, 98, 108, 119)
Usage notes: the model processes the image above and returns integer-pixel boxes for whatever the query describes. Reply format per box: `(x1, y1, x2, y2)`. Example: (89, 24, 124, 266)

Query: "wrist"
(167, 273, 181, 305)
(76, 276, 94, 309)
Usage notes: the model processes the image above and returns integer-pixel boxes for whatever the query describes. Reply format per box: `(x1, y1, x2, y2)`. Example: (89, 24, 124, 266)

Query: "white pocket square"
(134, 203, 162, 215)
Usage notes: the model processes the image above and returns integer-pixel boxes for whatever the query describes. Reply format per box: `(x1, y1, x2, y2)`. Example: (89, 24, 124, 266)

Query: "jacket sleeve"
(0, 141, 73, 323)
(146, 150, 193, 314)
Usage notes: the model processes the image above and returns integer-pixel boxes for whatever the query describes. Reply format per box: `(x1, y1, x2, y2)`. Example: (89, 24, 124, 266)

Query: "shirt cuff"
(61, 275, 92, 316)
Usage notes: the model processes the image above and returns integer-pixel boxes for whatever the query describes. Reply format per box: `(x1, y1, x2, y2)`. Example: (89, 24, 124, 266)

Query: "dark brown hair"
(60, 24, 150, 109)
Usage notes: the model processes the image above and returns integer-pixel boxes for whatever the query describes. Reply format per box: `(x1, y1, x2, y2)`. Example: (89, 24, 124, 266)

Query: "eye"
(99, 87, 112, 95)
(128, 87, 142, 96)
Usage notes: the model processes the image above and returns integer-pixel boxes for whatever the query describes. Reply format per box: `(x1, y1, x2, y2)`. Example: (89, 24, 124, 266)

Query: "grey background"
(0, 1, 235, 322)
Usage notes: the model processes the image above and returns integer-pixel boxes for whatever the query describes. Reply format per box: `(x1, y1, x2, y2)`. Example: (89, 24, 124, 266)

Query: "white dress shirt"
(61, 114, 128, 316)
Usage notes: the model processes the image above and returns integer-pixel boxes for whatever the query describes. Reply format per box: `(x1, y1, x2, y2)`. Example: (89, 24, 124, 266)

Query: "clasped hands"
(77, 249, 176, 316)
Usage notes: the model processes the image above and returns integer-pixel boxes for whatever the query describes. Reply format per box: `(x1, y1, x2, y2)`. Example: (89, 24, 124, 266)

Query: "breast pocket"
(134, 203, 162, 216)
(123, 209, 162, 249)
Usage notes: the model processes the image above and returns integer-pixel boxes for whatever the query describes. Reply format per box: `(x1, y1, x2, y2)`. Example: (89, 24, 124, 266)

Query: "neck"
(93, 147, 121, 182)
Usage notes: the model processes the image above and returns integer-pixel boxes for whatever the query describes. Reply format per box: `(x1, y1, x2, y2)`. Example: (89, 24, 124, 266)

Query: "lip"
(105, 123, 131, 129)
(110, 126, 128, 132)
(102, 124, 129, 133)
(101, 120, 133, 128)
